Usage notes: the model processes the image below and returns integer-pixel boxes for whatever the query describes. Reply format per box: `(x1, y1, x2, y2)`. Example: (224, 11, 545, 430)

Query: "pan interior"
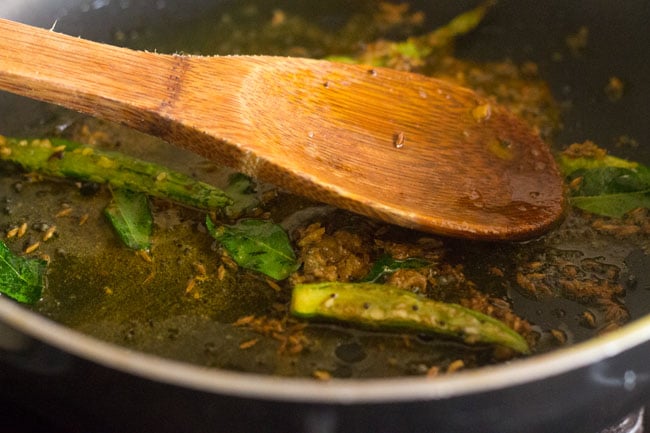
(0, 0, 649, 380)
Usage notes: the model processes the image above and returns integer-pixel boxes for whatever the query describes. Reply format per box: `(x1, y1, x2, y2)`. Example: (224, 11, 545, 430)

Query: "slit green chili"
(291, 282, 530, 353)
(0, 135, 232, 211)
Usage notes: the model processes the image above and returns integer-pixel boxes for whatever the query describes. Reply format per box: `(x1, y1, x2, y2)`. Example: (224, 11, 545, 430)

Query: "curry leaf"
(569, 192, 650, 218)
(0, 240, 47, 304)
(224, 173, 260, 218)
(206, 217, 298, 280)
(361, 254, 430, 282)
(558, 152, 650, 218)
(104, 189, 153, 251)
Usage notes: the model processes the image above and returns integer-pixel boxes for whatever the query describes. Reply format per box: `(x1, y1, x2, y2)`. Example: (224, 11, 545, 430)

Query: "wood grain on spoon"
(0, 18, 565, 240)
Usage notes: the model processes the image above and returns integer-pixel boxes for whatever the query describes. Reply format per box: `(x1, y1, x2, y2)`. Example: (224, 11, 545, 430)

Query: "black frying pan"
(1, 1, 650, 432)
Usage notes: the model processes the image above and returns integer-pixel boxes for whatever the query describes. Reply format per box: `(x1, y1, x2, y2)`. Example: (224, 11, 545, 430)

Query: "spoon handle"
(0, 18, 177, 129)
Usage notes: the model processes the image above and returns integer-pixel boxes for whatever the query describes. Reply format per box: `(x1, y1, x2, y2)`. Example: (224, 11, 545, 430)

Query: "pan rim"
(1, 295, 648, 403)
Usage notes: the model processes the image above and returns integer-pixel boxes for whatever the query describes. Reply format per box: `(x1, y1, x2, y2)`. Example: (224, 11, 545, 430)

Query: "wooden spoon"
(0, 18, 565, 240)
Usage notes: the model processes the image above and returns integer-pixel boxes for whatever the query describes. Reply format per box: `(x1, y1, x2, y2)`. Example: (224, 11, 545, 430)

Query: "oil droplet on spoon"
(472, 103, 492, 122)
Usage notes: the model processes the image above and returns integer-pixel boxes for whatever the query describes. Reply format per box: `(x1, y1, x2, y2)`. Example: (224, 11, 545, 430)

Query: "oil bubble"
(335, 342, 367, 363)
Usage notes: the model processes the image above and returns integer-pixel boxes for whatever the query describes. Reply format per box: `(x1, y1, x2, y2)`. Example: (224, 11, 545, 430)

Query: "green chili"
(0, 135, 232, 210)
(291, 282, 529, 353)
